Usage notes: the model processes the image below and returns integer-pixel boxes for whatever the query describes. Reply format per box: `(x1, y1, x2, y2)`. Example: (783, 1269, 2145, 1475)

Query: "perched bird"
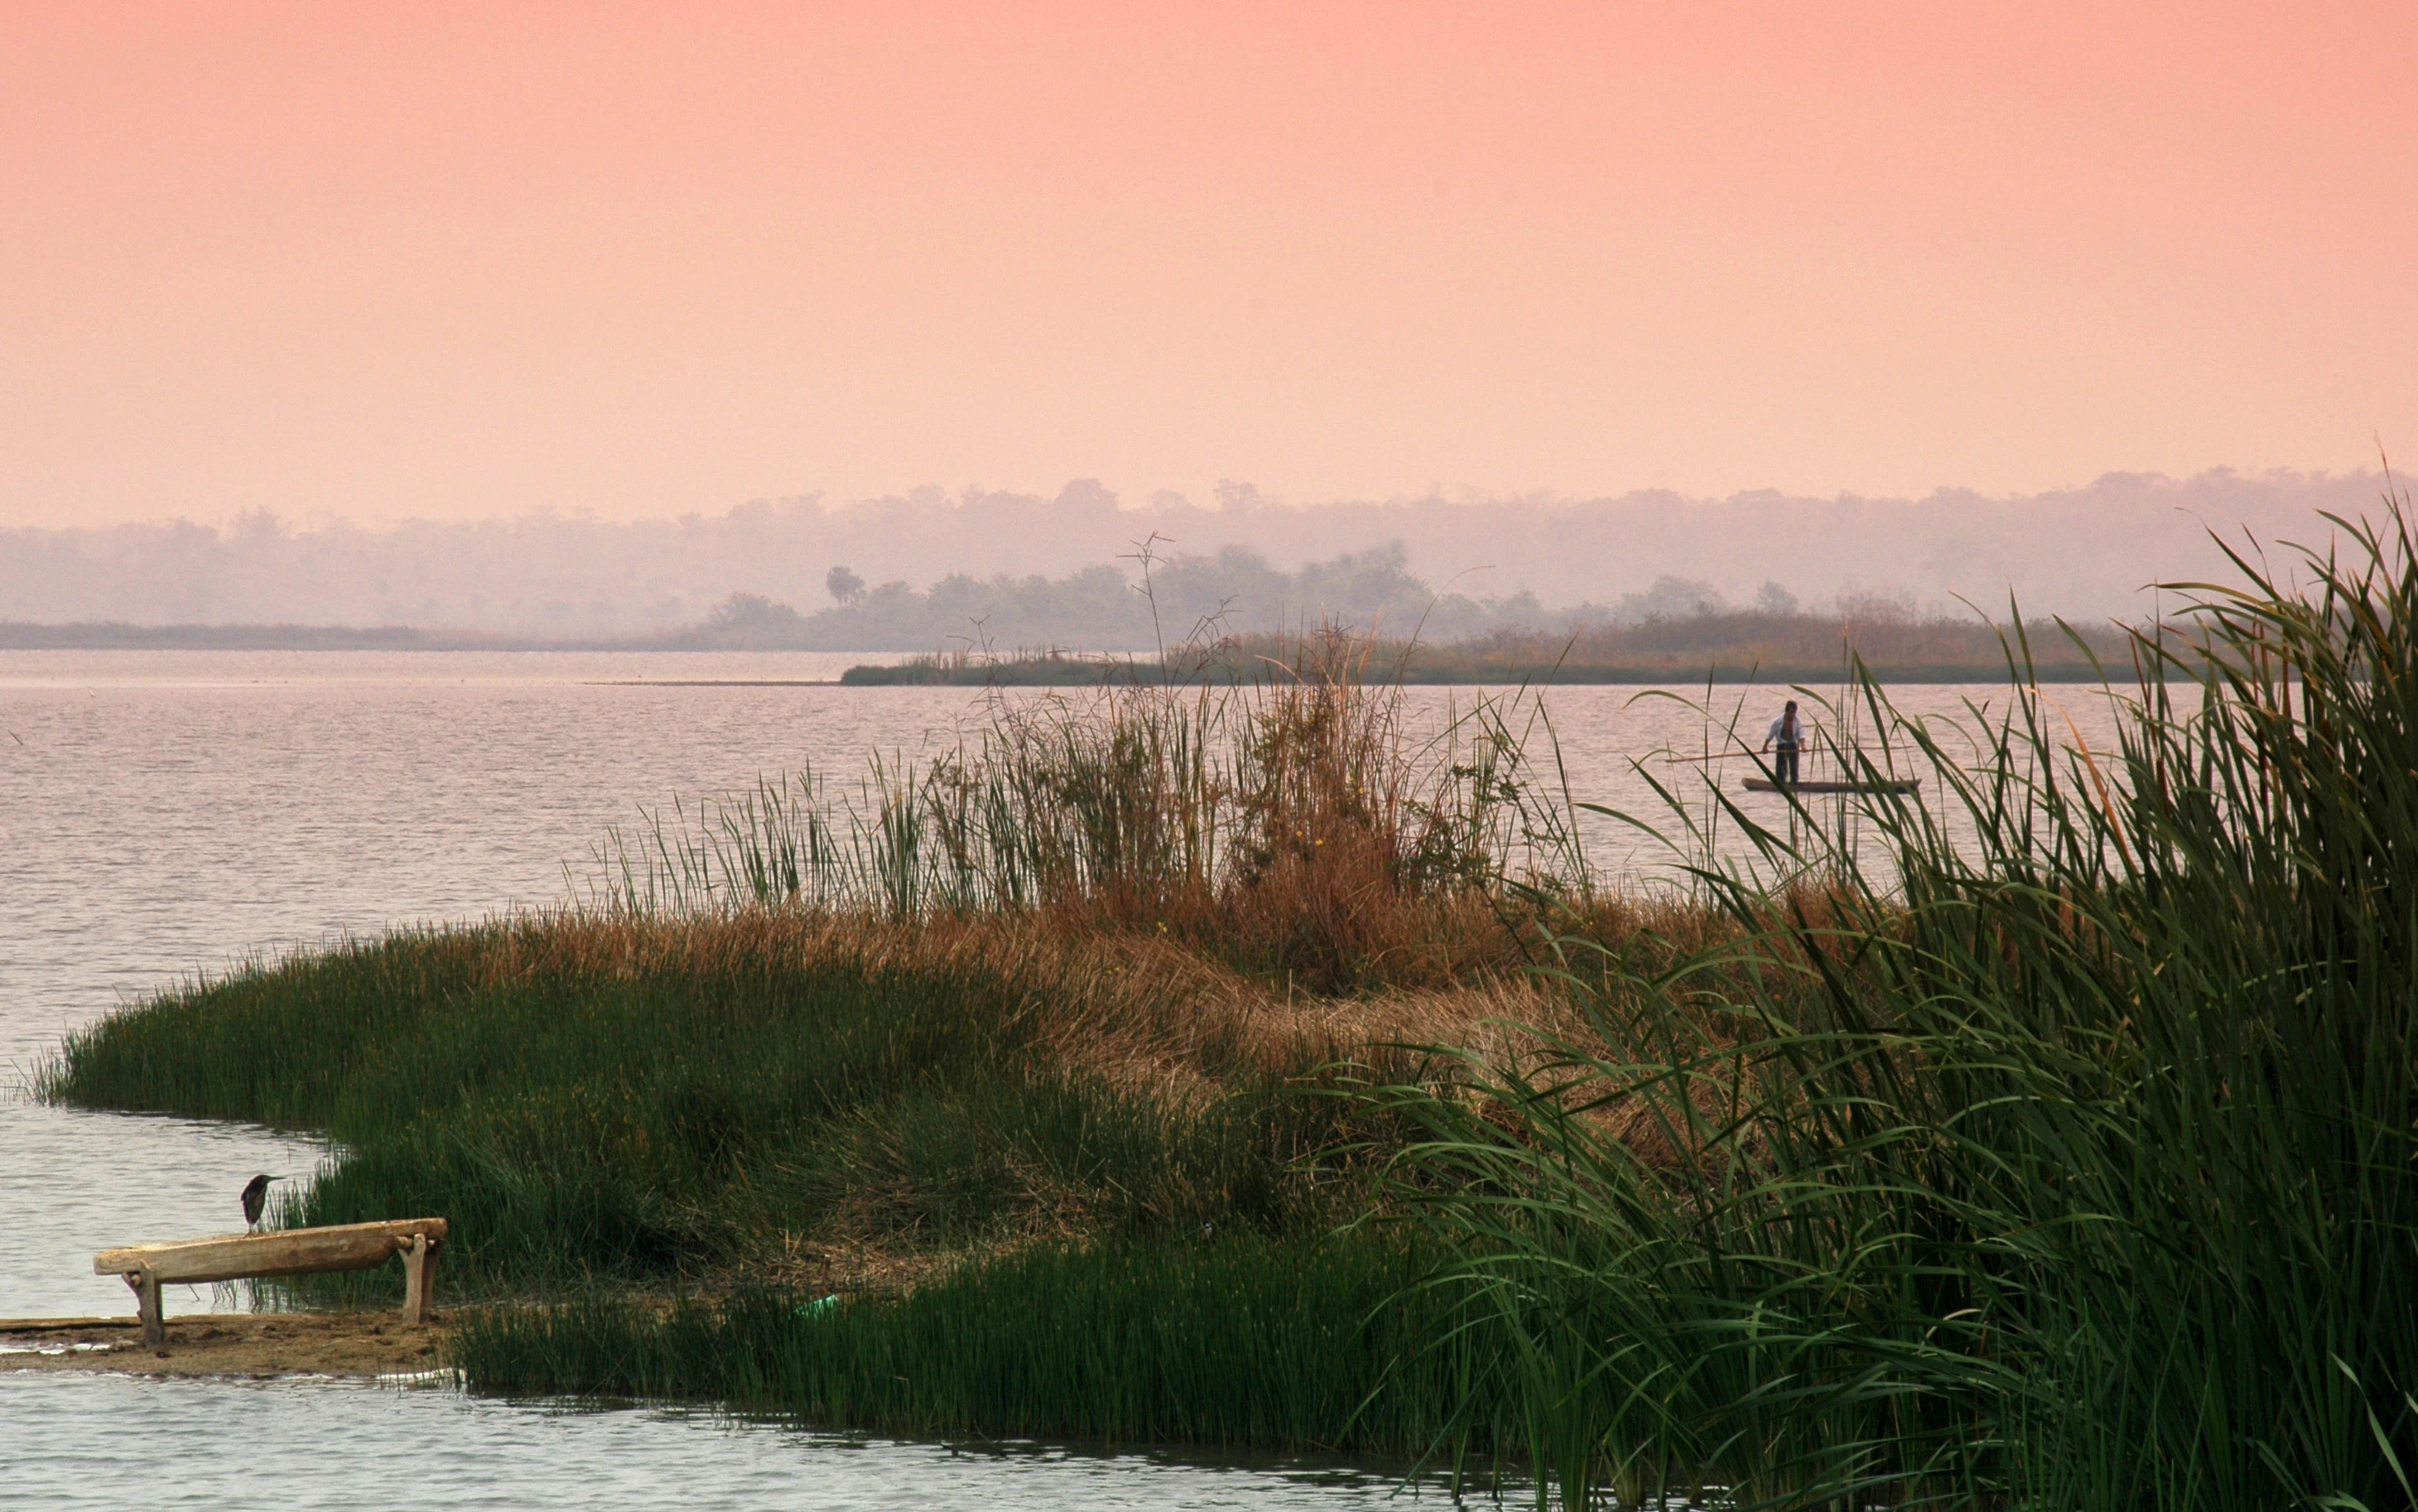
(240, 1174, 284, 1233)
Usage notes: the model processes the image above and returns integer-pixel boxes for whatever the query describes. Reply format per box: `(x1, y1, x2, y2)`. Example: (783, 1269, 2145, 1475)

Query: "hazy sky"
(5, 2, 2412, 529)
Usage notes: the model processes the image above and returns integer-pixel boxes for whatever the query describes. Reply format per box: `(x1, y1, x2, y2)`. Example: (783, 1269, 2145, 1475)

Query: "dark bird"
(240, 1173, 285, 1232)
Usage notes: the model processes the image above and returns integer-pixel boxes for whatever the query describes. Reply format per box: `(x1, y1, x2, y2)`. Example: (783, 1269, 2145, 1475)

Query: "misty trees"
(670, 546, 1552, 652)
(1615, 575, 1727, 621)
(699, 592, 808, 648)
(654, 556, 1845, 657)
(0, 474, 2376, 635)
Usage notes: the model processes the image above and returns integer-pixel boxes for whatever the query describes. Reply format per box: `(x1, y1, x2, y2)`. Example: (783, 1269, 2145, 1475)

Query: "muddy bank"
(0, 1312, 452, 1380)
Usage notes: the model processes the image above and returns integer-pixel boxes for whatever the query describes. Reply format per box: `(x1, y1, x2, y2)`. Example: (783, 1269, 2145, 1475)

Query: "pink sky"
(3, 2, 2412, 528)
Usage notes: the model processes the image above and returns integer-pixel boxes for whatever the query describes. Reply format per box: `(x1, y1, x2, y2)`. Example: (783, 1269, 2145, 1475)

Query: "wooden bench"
(94, 1218, 449, 1346)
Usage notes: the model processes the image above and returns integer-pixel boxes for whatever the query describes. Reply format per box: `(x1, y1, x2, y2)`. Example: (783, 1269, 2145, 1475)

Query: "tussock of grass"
(46, 912, 1491, 1297)
(590, 628, 1600, 994)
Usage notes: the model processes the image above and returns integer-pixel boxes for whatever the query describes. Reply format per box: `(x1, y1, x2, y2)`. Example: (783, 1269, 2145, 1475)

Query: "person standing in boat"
(1762, 700, 1804, 787)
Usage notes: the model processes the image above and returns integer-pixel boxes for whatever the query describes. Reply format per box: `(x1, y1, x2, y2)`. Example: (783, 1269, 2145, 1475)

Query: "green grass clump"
(1382, 497, 2418, 1508)
(450, 1231, 1505, 1461)
(41, 927, 1365, 1297)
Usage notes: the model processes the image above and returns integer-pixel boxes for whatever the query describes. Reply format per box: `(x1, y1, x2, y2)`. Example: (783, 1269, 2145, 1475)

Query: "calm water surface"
(0, 1372, 1428, 1510)
(0, 650, 2154, 1504)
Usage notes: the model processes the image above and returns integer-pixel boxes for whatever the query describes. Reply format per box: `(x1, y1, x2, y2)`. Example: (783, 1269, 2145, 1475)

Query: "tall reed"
(450, 1232, 1506, 1462)
(590, 626, 1590, 990)
(1378, 493, 2418, 1508)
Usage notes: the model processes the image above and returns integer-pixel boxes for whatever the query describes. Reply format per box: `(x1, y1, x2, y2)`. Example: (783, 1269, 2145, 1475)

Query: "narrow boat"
(1742, 777, 1921, 795)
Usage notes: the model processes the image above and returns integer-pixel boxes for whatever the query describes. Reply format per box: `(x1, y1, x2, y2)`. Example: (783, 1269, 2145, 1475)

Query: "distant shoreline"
(0, 622, 753, 652)
(835, 659, 2142, 686)
(1, 620, 2171, 686)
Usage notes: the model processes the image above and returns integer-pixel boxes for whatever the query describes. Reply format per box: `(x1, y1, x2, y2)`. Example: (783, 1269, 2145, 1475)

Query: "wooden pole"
(398, 1233, 441, 1323)
(122, 1267, 162, 1346)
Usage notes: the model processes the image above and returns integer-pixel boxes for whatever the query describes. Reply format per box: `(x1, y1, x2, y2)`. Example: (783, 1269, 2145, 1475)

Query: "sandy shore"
(0, 1312, 454, 1380)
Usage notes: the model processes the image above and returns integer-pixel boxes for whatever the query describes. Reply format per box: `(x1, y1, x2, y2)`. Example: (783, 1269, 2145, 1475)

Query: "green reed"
(1377, 493, 2418, 1508)
(450, 1230, 1516, 1465)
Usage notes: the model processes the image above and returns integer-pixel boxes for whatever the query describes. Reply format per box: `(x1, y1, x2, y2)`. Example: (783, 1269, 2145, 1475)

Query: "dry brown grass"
(444, 904, 1585, 1104)
(455, 872, 1803, 1138)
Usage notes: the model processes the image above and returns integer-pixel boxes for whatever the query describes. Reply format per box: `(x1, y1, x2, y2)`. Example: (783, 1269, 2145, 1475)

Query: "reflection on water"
(0, 1373, 1434, 1510)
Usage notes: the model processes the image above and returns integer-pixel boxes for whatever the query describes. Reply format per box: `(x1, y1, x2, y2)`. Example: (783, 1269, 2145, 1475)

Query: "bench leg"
(399, 1235, 440, 1323)
(123, 1269, 162, 1346)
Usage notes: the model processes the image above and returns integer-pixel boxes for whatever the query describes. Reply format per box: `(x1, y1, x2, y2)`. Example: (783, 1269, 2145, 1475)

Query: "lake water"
(0, 650, 2155, 1505)
(0, 1372, 1423, 1509)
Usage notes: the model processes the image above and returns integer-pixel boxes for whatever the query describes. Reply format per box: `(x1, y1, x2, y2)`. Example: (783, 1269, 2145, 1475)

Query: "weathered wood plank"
(94, 1218, 449, 1287)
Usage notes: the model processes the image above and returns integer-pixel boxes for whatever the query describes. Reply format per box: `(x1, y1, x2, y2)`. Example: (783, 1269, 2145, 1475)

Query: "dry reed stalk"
(592, 622, 1596, 991)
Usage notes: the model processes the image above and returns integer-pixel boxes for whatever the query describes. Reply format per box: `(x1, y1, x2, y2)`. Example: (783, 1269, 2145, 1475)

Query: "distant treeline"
(691, 542, 1599, 652)
(2, 543, 1837, 653)
(1, 470, 2387, 636)
(662, 543, 1998, 653)
(1, 540, 2157, 686)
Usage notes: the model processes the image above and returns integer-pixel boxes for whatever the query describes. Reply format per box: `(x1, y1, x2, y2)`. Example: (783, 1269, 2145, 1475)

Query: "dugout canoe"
(1741, 777, 1921, 795)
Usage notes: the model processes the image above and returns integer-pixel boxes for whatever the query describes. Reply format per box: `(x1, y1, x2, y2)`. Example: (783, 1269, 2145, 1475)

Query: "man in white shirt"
(1762, 700, 1803, 786)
